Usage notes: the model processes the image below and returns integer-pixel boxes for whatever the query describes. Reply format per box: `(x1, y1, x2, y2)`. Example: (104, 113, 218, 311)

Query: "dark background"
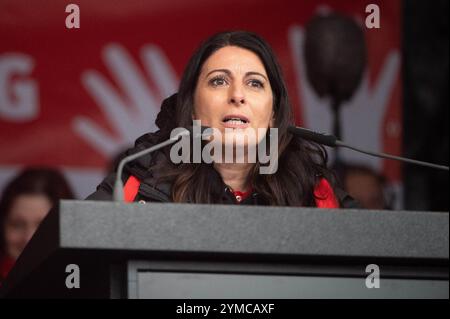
(403, 0, 449, 211)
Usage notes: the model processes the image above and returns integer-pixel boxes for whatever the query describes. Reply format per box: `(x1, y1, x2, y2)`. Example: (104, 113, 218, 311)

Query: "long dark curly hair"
(153, 31, 335, 206)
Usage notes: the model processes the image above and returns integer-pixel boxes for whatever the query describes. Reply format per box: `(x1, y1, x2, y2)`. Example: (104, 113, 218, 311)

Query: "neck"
(213, 162, 253, 192)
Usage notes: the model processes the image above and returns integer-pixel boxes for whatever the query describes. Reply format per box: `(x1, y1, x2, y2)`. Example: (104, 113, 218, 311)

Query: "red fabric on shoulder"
(314, 178, 340, 208)
(0, 254, 15, 281)
(124, 175, 140, 202)
(123, 175, 339, 208)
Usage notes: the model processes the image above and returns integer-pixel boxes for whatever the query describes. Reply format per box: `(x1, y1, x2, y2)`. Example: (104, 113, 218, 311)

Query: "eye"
(248, 79, 264, 89)
(209, 75, 228, 87)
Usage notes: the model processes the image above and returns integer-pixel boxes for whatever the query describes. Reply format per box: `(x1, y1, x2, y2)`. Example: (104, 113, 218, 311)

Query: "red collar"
(232, 187, 253, 203)
(123, 175, 339, 208)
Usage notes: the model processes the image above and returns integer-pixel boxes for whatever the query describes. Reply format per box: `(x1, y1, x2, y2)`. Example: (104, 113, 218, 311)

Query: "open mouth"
(222, 114, 250, 125)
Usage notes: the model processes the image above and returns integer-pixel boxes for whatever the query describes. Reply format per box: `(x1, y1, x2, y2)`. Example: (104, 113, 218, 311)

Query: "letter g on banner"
(0, 53, 39, 122)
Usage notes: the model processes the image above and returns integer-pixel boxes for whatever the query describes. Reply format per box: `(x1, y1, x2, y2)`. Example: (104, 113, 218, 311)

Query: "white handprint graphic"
(73, 43, 179, 158)
(288, 25, 400, 172)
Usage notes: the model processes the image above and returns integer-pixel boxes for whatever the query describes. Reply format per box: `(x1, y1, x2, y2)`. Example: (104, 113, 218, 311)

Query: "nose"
(228, 84, 246, 106)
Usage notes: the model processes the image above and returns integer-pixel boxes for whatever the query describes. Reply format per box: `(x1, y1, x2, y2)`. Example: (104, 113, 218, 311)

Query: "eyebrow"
(205, 69, 268, 81)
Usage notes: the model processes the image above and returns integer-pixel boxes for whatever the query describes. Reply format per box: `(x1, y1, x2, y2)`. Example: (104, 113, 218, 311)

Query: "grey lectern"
(0, 200, 448, 299)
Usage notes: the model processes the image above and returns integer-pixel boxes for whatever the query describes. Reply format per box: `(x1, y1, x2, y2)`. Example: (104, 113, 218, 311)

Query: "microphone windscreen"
(288, 126, 337, 147)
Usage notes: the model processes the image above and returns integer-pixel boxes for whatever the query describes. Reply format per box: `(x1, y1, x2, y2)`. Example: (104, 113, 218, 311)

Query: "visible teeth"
(224, 118, 246, 123)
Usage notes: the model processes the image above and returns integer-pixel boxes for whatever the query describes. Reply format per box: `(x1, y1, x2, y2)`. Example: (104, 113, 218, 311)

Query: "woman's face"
(193, 46, 274, 147)
(3, 194, 51, 260)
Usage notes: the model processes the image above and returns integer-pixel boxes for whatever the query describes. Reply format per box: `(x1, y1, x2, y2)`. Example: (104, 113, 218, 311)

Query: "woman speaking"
(87, 31, 356, 208)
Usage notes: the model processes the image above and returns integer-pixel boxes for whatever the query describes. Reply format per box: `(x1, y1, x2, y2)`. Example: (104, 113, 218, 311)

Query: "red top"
(231, 188, 253, 203)
(313, 178, 340, 208)
(123, 176, 339, 208)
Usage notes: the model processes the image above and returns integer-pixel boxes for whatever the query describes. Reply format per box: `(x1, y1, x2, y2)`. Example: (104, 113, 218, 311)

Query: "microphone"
(288, 125, 449, 171)
(288, 126, 338, 147)
(113, 125, 212, 201)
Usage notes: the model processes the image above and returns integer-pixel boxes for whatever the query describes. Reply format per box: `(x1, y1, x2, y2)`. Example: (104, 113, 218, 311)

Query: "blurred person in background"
(0, 167, 75, 282)
(340, 164, 390, 210)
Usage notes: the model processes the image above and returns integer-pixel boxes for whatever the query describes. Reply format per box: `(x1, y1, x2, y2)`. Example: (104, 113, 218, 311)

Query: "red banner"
(0, 0, 401, 201)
